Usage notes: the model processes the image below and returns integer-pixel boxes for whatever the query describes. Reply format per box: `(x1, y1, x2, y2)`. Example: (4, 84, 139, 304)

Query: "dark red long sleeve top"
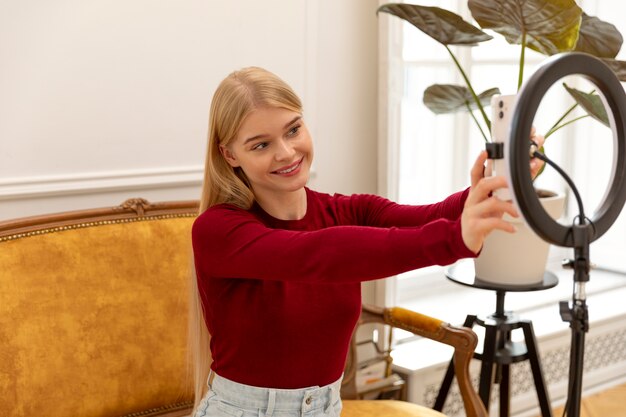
(191, 187, 475, 389)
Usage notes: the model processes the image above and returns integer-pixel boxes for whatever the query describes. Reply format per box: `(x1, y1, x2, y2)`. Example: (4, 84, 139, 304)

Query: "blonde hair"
(189, 67, 303, 411)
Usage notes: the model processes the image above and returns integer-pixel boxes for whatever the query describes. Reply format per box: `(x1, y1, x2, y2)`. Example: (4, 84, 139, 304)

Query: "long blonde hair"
(189, 67, 303, 411)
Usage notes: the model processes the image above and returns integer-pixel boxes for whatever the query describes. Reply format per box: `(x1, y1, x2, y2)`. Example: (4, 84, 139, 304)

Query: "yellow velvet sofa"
(0, 198, 486, 417)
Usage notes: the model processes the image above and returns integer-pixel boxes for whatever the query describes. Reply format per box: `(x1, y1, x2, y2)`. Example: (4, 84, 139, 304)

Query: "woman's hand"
(461, 151, 519, 254)
(462, 129, 545, 253)
(530, 127, 545, 179)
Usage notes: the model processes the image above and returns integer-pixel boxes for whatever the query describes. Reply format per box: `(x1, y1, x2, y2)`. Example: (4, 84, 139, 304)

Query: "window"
(379, 0, 626, 307)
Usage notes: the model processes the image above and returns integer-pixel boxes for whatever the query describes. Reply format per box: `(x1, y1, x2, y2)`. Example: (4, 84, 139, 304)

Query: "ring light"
(504, 52, 626, 417)
(508, 52, 626, 247)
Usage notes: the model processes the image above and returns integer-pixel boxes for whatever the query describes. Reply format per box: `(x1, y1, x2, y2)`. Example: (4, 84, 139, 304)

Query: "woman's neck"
(254, 188, 307, 221)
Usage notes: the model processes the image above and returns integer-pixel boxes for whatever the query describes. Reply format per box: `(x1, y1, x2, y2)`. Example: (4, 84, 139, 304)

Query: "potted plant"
(378, 0, 626, 285)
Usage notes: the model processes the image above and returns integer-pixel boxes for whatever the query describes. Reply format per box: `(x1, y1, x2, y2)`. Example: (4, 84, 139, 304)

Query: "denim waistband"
(208, 371, 342, 414)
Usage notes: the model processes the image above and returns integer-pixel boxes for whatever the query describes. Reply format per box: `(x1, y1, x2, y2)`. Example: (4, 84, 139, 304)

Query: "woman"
(190, 66, 539, 417)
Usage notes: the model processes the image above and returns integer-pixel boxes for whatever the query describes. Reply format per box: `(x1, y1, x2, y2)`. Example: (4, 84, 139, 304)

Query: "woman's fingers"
(461, 200, 518, 253)
(531, 126, 545, 148)
(468, 193, 519, 219)
(530, 125, 545, 176)
(530, 131, 546, 178)
(531, 158, 543, 177)
(462, 170, 519, 253)
(471, 150, 488, 188)
(466, 175, 510, 204)
(470, 217, 517, 236)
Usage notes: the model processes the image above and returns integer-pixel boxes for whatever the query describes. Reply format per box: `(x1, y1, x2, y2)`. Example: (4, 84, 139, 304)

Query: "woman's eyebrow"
(243, 134, 268, 145)
(284, 116, 302, 128)
(243, 116, 302, 144)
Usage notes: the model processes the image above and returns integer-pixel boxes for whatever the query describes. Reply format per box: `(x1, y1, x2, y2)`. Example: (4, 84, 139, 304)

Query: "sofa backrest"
(0, 198, 198, 417)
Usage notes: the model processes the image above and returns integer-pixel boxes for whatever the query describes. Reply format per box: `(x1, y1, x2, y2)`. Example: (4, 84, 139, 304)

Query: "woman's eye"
(252, 142, 268, 150)
(287, 125, 301, 137)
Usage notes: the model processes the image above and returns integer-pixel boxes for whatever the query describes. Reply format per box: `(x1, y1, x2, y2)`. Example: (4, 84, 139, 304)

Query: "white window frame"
(377, 0, 626, 307)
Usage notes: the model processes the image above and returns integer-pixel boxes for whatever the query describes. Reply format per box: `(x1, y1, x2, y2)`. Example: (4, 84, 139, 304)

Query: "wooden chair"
(342, 315, 407, 401)
(0, 198, 486, 417)
(341, 305, 488, 417)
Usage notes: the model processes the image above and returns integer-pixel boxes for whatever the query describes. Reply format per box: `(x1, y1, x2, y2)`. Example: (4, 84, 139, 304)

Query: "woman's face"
(220, 106, 313, 199)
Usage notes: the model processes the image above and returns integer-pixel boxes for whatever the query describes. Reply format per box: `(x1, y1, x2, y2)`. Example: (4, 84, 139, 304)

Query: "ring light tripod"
(506, 52, 626, 417)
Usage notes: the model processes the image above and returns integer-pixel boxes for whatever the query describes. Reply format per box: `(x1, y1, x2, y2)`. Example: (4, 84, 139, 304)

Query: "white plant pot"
(473, 190, 566, 286)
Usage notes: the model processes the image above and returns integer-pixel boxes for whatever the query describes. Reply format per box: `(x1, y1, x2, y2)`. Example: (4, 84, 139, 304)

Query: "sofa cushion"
(0, 212, 195, 417)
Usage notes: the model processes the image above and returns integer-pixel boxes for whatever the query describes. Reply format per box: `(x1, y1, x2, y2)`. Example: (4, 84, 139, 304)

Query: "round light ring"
(509, 52, 626, 247)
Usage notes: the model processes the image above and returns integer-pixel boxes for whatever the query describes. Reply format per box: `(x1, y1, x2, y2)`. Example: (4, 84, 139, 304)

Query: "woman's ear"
(219, 145, 240, 168)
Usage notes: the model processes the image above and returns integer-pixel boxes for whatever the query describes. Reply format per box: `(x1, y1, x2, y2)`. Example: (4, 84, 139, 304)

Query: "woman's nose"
(274, 138, 296, 161)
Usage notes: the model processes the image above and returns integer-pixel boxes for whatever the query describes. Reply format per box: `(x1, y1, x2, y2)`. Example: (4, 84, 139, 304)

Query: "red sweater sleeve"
(333, 188, 470, 228)
(192, 198, 475, 284)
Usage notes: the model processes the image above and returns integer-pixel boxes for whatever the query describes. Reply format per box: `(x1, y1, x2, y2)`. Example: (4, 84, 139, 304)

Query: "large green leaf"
(601, 58, 626, 82)
(468, 0, 582, 55)
(574, 14, 623, 58)
(563, 83, 609, 127)
(377, 3, 492, 46)
(423, 84, 500, 114)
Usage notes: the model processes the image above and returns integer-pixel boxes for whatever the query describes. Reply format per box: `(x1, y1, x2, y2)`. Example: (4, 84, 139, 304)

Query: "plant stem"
(544, 89, 596, 138)
(545, 102, 579, 138)
(446, 45, 492, 134)
(517, 32, 526, 91)
(465, 102, 489, 142)
(544, 115, 590, 139)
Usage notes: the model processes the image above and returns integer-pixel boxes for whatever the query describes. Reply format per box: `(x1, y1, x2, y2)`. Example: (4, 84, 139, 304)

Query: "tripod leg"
(433, 358, 456, 411)
(498, 328, 511, 417)
(522, 321, 553, 417)
(434, 315, 477, 411)
(479, 324, 498, 411)
(500, 363, 510, 417)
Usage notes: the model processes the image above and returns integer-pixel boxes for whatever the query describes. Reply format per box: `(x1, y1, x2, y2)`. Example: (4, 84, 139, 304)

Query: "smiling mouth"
(272, 158, 303, 175)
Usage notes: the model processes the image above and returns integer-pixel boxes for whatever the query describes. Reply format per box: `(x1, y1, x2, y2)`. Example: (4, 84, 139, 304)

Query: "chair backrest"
(342, 305, 488, 417)
(0, 198, 198, 417)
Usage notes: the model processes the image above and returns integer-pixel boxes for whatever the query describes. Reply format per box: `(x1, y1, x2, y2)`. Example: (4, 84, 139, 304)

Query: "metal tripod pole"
(560, 225, 591, 417)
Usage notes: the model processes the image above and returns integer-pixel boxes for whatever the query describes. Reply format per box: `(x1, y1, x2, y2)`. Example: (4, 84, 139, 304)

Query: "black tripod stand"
(433, 263, 557, 417)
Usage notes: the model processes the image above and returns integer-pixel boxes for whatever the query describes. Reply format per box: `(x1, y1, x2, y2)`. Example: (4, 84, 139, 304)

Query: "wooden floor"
(534, 383, 626, 417)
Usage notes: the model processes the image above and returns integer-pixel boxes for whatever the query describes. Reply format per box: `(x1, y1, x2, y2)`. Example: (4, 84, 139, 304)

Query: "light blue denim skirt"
(194, 371, 343, 417)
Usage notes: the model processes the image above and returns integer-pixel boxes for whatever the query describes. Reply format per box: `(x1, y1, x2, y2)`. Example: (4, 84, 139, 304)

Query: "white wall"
(0, 0, 379, 219)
